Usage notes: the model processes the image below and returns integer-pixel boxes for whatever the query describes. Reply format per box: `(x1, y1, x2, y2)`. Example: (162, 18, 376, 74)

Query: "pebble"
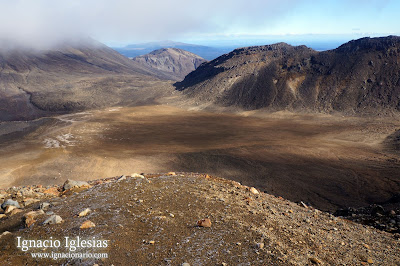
(43, 187, 60, 196)
(43, 215, 63, 225)
(256, 242, 265, 249)
(24, 210, 45, 227)
(117, 175, 127, 181)
(0, 214, 6, 219)
(197, 218, 212, 228)
(167, 172, 176, 176)
(182, 263, 190, 266)
(80, 220, 96, 229)
(23, 198, 40, 207)
(1, 199, 20, 209)
(4, 205, 17, 214)
(39, 202, 51, 210)
(131, 173, 145, 179)
(250, 187, 259, 194)
(300, 201, 308, 208)
(309, 257, 322, 264)
(63, 179, 90, 190)
(149, 240, 155, 245)
(79, 208, 91, 217)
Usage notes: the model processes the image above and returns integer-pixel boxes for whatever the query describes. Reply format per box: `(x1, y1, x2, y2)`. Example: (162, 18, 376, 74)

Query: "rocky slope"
(0, 38, 171, 121)
(175, 36, 400, 115)
(132, 48, 207, 81)
(0, 173, 399, 265)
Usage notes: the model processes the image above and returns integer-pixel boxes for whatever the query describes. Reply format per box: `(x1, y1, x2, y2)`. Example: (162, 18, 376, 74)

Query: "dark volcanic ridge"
(132, 48, 207, 81)
(175, 36, 400, 115)
(0, 173, 399, 265)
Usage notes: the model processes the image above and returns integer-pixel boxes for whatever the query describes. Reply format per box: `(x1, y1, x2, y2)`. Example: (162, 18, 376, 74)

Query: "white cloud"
(0, 0, 396, 49)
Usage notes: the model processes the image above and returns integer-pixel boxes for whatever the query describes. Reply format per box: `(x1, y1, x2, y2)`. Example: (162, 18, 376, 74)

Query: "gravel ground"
(0, 173, 399, 265)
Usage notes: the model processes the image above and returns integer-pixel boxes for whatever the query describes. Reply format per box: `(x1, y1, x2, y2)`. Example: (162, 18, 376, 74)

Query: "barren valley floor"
(1, 105, 399, 211)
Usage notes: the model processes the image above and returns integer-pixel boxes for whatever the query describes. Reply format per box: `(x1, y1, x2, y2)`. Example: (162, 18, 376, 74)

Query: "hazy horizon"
(0, 0, 399, 50)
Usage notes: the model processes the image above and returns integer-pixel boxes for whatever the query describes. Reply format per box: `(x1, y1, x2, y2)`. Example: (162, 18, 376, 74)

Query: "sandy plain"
(1, 105, 399, 211)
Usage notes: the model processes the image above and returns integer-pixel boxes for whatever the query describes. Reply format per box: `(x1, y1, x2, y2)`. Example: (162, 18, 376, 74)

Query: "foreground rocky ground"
(0, 173, 399, 265)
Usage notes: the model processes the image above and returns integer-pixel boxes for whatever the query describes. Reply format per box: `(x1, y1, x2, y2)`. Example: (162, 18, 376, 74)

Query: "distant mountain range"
(3, 36, 400, 121)
(131, 48, 207, 81)
(0, 38, 168, 121)
(176, 36, 400, 115)
(114, 41, 231, 60)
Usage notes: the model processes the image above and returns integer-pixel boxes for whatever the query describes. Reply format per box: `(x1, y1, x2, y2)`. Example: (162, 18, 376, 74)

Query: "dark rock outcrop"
(176, 36, 400, 115)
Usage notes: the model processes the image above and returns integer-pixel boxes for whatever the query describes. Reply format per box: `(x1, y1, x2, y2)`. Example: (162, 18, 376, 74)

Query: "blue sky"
(0, 0, 399, 48)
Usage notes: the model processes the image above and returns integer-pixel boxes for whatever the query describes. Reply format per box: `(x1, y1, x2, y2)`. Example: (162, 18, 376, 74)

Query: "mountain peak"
(132, 48, 207, 81)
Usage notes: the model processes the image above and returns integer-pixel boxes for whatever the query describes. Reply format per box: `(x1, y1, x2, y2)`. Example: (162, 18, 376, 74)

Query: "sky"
(0, 0, 399, 49)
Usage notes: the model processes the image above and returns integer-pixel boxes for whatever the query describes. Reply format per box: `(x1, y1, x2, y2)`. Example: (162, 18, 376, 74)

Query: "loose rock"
(1, 199, 20, 209)
(63, 179, 90, 191)
(131, 173, 145, 178)
(24, 210, 45, 227)
(197, 218, 212, 228)
(80, 220, 96, 229)
(78, 208, 91, 217)
(118, 175, 127, 181)
(39, 202, 51, 210)
(43, 215, 63, 225)
(300, 201, 308, 208)
(23, 198, 40, 207)
(43, 187, 60, 196)
(250, 187, 259, 194)
(309, 257, 322, 264)
(4, 205, 17, 214)
(256, 242, 265, 249)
